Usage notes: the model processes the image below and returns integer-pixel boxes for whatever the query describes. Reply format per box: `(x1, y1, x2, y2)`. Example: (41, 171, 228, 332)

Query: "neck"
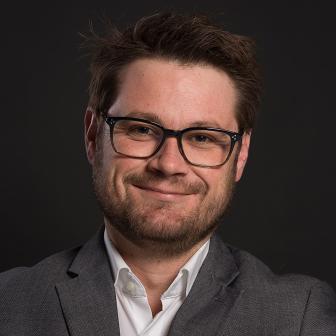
(105, 223, 209, 316)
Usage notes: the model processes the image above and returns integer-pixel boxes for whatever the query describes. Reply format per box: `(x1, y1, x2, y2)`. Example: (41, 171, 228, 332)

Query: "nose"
(146, 137, 189, 176)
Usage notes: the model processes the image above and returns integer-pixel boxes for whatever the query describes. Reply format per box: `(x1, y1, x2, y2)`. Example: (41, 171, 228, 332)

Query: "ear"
(84, 107, 99, 165)
(235, 131, 251, 182)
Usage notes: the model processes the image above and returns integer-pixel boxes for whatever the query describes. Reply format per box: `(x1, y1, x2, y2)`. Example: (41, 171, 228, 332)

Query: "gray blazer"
(1, 228, 335, 335)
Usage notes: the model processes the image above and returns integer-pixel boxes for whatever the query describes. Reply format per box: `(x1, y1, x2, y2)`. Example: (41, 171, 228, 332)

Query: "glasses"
(104, 116, 243, 168)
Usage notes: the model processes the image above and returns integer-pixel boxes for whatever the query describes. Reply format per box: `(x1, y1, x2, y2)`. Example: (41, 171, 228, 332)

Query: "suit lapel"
(55, 228, 120, 336)
(55, 229, 243, 336)
(168, 234, 243, 336)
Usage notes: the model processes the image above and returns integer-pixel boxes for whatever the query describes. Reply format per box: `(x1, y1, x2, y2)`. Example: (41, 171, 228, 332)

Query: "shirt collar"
(104, 228, 209, 298)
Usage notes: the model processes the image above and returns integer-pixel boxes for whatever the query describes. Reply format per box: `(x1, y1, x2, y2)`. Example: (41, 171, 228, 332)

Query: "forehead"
(109, 58, 238, 130)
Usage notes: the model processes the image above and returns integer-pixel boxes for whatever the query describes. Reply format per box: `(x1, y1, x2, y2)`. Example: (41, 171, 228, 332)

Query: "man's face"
(85, 59, 250, 256)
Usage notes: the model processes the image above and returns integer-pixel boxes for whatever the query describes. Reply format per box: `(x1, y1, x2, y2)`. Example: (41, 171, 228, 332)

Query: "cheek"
(103, 156, 147, 199)
(96, 143, 121, 198)
(197, 165, 235, 199)
(208, 175, 226, 199)
(193, 169, 221, 199)
(103, 160, 125, 200)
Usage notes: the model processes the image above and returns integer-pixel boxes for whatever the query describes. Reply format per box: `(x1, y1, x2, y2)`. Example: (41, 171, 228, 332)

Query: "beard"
(92, 148, 236, 258)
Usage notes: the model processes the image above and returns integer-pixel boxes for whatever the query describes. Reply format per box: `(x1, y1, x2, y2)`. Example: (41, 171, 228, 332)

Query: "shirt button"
(126, 281, 136, 295)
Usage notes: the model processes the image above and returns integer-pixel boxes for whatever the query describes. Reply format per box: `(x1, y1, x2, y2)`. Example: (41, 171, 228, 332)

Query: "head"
(84, 12, 262, 257)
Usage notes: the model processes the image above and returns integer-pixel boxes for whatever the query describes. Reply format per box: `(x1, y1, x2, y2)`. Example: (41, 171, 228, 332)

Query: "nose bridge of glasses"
(157, 128, 185, 158)
(164, 128, 182, 139)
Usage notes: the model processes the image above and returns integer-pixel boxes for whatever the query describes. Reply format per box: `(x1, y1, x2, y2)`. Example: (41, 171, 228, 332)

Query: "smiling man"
(1, 12, 336, 336)
(90, 59, 241, 258)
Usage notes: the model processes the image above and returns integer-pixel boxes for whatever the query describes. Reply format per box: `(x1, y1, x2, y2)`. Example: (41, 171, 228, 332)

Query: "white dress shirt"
(104, 229, 210, 336)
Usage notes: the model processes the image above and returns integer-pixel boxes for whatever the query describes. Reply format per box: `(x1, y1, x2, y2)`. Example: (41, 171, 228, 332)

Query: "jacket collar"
(55, 226, 120, 336)
(56, 227, 241, 336)
(167, 233, 242, 336)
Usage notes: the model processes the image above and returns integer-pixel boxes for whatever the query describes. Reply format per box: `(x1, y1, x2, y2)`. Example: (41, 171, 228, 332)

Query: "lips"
(124, 173, 206, 196)
(134, 184, 192, 196)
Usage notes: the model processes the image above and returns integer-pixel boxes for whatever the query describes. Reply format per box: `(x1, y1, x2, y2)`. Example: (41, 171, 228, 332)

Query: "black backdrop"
(1, 1, 335, 289)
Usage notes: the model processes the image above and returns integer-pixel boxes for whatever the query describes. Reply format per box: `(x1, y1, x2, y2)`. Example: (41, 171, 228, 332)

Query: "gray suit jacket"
(1, 228, 335, 335)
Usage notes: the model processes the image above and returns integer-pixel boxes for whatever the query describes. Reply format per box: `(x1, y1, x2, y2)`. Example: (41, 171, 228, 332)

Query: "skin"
(84, 58, 251, 316)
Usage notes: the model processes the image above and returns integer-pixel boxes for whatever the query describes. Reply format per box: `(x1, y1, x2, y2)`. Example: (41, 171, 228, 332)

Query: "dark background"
(1, 1, 335, 289)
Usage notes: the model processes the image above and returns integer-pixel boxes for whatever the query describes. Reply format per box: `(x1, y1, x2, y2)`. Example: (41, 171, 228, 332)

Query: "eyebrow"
(122, 111, 224, 129)
(124, 111, 163, 124)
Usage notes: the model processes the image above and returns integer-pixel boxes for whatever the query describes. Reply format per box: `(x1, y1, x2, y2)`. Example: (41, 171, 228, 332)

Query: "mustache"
(124, 172, 207, 195)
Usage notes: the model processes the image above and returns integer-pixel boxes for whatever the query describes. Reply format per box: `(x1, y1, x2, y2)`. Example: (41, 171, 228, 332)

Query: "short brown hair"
(85, 12, 262, 131)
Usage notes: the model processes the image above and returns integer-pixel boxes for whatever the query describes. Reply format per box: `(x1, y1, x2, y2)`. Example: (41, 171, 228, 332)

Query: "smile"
(133, 184, 193, 201)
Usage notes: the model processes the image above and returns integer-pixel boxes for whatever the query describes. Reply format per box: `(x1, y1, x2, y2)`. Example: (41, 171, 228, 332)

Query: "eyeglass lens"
(112, 119, 233, 166)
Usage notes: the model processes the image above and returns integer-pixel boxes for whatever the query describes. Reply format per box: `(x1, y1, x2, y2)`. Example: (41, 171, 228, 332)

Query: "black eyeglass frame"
(104, 116, 244, 168)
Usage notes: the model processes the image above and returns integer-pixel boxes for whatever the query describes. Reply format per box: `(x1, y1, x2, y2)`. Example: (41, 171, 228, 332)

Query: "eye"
(123, 122, 161, 140)
(186, 132, 217, 145)
(183, 130, 231, 150)
(128, 125, 153, 135)
(191, 134, 214, 143)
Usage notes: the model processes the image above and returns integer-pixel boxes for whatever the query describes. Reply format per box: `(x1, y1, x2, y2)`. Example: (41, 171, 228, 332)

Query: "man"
(1, 12, 335, 336)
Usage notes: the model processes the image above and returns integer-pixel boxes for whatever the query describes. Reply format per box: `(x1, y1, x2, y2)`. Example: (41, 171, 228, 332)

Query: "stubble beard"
(92, 147, 236, 258)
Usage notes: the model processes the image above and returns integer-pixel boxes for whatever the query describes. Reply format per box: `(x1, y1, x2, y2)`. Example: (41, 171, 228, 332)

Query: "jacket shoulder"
(227, 245, 336, 332)
(0, 247, 81, 335)
(229, 245, 325, 290)
(203, 237, 336, 334)
(0, 246, 80, 302)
